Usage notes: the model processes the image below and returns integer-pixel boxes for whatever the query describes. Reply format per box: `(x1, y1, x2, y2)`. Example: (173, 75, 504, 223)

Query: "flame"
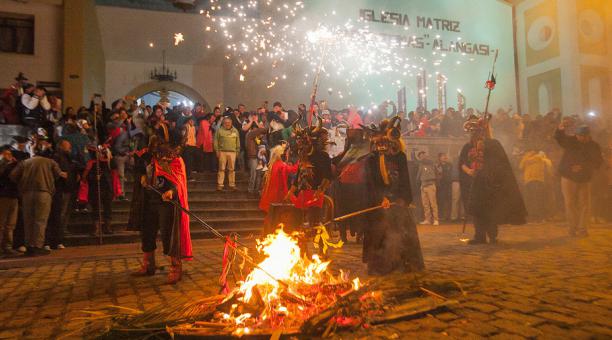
(222, 227, 357, 329)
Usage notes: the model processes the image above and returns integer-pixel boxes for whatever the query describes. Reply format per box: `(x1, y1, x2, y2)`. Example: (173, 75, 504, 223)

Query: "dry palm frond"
(77, 295, 225, 338)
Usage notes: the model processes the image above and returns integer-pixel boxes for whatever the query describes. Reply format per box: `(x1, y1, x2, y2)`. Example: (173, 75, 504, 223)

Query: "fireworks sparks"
(174, 33, 184, 46)
(201, 1, 474, 100)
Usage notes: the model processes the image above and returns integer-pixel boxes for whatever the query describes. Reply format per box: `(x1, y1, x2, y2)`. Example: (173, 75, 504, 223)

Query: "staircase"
(64, 171, 264, 246)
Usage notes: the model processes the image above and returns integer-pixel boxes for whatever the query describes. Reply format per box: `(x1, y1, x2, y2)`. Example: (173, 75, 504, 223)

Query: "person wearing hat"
(19, 85, 50, 129)
(555, 122, 603, 237)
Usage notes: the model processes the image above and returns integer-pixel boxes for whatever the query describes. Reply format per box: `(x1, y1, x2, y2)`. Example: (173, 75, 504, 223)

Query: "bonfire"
(76, 228, 462, 338)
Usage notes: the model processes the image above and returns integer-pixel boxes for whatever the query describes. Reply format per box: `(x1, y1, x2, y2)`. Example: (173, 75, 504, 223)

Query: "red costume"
(197, 119, 214, 153)
(259, 160, 298, 213)
(153, 157, 193, 260)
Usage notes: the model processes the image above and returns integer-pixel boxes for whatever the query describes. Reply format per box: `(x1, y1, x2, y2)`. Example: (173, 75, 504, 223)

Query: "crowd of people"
(0, 71, 610, 261)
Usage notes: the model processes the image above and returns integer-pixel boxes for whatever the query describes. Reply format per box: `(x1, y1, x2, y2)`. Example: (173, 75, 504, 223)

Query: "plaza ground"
(0, 222, 611, 339)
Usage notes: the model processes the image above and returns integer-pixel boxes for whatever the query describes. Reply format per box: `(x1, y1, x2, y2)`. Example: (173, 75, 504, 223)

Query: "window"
(0, 12, 34, 54)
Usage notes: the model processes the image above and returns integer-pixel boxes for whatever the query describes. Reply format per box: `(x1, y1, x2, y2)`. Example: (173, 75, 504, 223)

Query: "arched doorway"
(125, 81, 211, 111)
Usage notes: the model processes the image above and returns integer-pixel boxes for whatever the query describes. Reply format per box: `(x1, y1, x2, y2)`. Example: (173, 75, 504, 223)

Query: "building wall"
(516, 0, 612, 126)
(104, 60, 223, 107)
(0, 0, 63, 87)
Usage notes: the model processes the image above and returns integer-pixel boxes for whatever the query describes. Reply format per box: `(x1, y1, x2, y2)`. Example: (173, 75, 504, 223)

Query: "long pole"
(145, 185, 290, 288)
(308, 44, 329, 127)
(483, 49, 499, 127)
(93, 110, 103, 245)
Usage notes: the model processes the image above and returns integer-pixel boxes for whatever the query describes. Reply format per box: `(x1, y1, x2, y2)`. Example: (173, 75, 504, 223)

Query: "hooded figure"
(458, 115, 526, 244)
(333, 129, 370, 242)
(133, 135, 192, 284)
(287, 114, 333, 227)
(362, 116, 425, 275)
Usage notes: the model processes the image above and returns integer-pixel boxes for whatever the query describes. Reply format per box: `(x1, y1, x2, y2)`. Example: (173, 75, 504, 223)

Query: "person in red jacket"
(196, 113, 216, 172)
(259, 145, 298, 214)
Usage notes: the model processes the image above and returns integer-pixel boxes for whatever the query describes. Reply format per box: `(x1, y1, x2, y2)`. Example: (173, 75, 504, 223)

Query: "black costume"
(333, 130, 370, 241)
(141, 163, 181, 256)
(458, 118, 526, 244)
(362, 117, 425, 275)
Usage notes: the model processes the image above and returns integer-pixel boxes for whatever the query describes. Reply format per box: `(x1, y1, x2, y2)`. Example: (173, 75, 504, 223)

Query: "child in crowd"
(255, 144, 268, 194)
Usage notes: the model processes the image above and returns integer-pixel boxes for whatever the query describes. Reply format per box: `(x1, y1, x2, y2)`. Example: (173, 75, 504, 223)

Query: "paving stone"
(0, 223, 610, 338)
(535, 311, 581, 326)
(489, 318, 542, 338)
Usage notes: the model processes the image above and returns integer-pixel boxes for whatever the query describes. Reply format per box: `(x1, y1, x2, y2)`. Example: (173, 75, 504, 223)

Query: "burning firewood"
(75, 229, 464, 339)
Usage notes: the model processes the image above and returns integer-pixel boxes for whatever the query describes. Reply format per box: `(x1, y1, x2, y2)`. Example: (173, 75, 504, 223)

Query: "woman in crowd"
(259, 145, 298, 220)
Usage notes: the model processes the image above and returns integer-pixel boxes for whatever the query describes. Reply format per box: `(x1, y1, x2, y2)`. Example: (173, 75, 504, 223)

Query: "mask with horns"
(361, 115, 404, 155)
(292, 113, 330, 160)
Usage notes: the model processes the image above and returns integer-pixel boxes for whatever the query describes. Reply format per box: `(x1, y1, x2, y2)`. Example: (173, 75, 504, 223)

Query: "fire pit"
(77, 229, 462, 338)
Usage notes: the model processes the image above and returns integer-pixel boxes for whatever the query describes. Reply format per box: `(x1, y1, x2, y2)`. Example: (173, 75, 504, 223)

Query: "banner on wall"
(288, 0, 517, 112)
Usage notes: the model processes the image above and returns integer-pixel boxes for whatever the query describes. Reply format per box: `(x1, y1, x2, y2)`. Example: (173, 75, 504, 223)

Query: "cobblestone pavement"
(0, 223, 611, 339)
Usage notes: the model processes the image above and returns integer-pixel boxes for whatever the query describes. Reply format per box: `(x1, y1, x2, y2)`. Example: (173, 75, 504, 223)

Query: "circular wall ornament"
(527, 16, 556, 51)
(578, 9, 604, 44)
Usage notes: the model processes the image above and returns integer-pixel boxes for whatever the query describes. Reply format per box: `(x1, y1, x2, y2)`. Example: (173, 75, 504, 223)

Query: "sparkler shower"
(198, 0, 517, 108)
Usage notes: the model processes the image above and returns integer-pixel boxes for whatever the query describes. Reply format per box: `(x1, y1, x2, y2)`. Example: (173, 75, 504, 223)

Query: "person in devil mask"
(362, 116, 425, 275)
(458, 115, 526, 245)
(286, 114, 333, 227)
(133, 136, 192, 284)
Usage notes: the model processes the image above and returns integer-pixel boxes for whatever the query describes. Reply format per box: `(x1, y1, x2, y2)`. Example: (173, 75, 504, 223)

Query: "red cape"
(259, 161, 298, 212)
(154, 157, 193, 260)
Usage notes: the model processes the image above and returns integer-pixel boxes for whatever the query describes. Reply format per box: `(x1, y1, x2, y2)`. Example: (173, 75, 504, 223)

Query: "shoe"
(216, 187, 224, 192)
(467, 239, 486, 245)
(82, 208, 89, 213)
(433, 220, 440, 226)
(167, 257, 182, 284)
(419, 220, 431, 225)
(56, 244, 65, 249)
(133, 252, 156, 276)
(17, 246, 27, 253)
(229, 186, 238, 191)
(25, 247, 51, 257)
(488, 238, 497, 244)
(43, 245, 51, 251)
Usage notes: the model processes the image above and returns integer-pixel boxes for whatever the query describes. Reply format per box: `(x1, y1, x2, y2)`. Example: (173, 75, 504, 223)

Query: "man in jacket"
(416, 151, 439, 225)
(214, 117, 240, 191)
(0, 147, 20, 256)
(10, 144, 66, 256)
(555, 124, 603, 237)
(46, 140, 78, 249)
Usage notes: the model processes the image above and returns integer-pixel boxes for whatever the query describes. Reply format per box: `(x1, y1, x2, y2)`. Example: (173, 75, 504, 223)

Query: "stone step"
(64, 224, 263, 246)
(68, 208, 264, 223)
(66, 217, 264, 237)
(114, 190, 255, 200)
(120, 182, 250, 195)
(101, 198, 261, 210)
